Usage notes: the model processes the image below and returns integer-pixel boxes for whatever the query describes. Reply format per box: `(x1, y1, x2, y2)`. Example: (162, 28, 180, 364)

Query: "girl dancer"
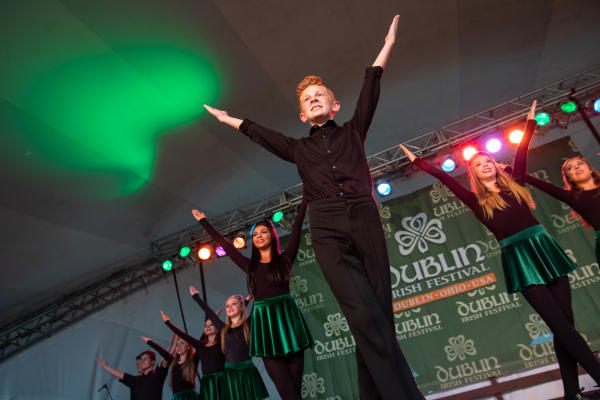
(190, 292, 269, 400)
(144, 327, 201, 400)
(160, 311, 226, 400)
(520, 156, 600, 264)
(399, 101, 600, 400)
(192, 201, 313, 400)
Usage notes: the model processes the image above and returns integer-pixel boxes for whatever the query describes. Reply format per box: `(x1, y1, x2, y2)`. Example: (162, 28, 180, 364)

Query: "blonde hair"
(296, 75, 336, 110)
(169, 341, 196, 388)
(220, 295, 250, 353)
(468, 152, 535, 219)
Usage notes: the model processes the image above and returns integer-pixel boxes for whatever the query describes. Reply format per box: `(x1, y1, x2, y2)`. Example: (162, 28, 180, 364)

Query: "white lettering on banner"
(396, 313, 443, 339)
(456, 293, 522, 321)
(295, 293, 325, 313)
(313, 337, 357, 361)
(433, 200, 468, 219)
(391, 243, 486, 287)
(436, 357, 501, 383)
(569, 263, 600, 289)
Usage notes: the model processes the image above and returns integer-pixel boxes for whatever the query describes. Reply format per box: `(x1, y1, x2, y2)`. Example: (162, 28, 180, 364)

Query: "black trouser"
(262, 351, 304, 400)
(521, 277, 600, 397)
(308, 195, 423, 400)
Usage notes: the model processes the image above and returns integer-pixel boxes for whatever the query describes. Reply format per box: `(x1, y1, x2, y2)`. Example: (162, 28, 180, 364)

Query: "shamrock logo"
(430, 183, 455, 203)
(301, 373, 325, 398)
(394, 213, 446, 255)
(525, 314, 551, 339)
(290, 276, 308, 298)
(444, 335, 477, 361)
(323, 313, 349, 337)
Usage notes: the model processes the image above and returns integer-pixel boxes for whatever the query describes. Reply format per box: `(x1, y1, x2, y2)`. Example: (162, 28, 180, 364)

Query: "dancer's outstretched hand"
(204, 105, 229, 122)
(140, 336, 151, 342)
(215, 308, 222, 316)
(385, 15, 400, 44)
(527, 100, 537, 120)
(189, 285, 199, 296)
(95, 358, 107, 367)
(399, 144, 416, 162)
(160, 310, 170, 321)
(192, 210, 206, 222)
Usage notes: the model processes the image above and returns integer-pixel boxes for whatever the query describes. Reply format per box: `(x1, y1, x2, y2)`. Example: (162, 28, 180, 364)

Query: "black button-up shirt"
(120, 366, 168, 400)
(239, 66, 383, 202)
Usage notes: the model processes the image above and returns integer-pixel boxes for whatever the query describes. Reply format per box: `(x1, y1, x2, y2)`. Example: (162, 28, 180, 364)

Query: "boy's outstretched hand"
(203, 105, 243, 129)
(373, 15, 400, 69)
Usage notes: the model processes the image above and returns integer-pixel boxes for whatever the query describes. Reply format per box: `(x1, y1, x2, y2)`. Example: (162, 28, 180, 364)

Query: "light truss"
(0, 259, 192, 362)
(1, 65, 599, 363)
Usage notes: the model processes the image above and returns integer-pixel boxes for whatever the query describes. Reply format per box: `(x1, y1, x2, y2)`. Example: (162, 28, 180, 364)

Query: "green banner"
(282, 137, 600, 399)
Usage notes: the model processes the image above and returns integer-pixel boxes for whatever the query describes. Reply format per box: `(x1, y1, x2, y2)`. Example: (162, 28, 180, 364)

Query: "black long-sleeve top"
(164, 320, 225, 375)
(147, 334, 199, 392)
(199, 201, 307, 300)
(239, 67, 383, 202)
(119, 341, 168, 400)
(192, 294, 252, 364)
(523, 174, 600, 230)
(413, 119, 539, 241)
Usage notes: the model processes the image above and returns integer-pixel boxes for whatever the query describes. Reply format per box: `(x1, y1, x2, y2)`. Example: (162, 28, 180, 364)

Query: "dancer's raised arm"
(372, 15, 400, 69)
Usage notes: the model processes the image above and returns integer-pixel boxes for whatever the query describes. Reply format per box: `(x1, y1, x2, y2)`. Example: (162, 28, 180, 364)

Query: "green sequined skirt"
(199, 372, 222, 400)
(221, 360, 268, 400)
(171, 388, 200, 400)
(249, 293, 315, 357)
(499, 225, 577, 293)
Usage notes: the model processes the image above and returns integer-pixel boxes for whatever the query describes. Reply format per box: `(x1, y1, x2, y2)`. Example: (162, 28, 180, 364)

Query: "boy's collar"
(309, 119, 338, 136)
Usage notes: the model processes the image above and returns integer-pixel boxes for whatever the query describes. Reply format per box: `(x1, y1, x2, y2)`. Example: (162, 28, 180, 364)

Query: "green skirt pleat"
(499, 225, 577, 293)
(596, 231, 600, 267)
(221, 360, 268, 400)
(171, 388, 200, 400)
(198, 372, 222, 400)
(249, 293, 315, 357)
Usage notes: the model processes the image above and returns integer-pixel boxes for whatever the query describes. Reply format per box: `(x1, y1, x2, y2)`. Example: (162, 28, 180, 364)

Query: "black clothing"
(148, 337, 200, 393)
(263, 351, 304, 400)
(239, 67, 383, 203)
(198, 201, 307, 300)
(192, 294, 252, 364)
(413, 119, 539, 240)
(522, 278, 600, 396)
(523, 174, 600, 230)
(165, 320, 225, 375)
(238, 66, 423, 399)
(119, 340, 168, 400)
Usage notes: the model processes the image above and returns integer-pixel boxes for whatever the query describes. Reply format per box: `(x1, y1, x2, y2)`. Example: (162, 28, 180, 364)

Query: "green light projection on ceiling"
(20, 45, 219, 196)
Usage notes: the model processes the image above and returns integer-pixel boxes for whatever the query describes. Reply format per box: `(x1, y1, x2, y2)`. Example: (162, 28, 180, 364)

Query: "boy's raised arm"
(204, 105, 244, 130)
(372, 15, 400, 69)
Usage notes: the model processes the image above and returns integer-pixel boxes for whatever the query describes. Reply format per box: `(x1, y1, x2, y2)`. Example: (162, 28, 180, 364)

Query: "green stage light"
(272, 211, 284, 223)
(535, 112, 551, 126)
(162, 260, 173, 271)
(560, 101, 577, 113)
(179, 246, 191, 257)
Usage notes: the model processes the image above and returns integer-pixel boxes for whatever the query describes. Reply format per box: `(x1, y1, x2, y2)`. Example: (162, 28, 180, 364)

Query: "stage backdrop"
(281, 137, 600, 399)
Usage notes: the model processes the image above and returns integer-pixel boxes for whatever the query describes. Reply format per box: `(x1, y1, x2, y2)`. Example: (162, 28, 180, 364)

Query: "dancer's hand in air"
(192, 210, 206, 222)
(160, 311, 170, 322)
(203, 105, 243, 129)
(399, 144, 416, 162)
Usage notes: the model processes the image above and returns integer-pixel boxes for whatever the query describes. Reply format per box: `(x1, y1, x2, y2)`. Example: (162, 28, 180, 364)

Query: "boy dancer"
(96, 348, 168, 400)
(204, 15, 423, 399)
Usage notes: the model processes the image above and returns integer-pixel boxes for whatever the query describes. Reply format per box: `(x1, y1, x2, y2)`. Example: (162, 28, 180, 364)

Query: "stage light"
(560, 101, 577, 113)
(462, 146, 477, 161)
(508, 129, 524, 144)
(179, 246, 191, 258)
(485, 138, 502, 153)
(233, 235, 246, 249)
(441, 157, 456, 172)
(535, 112, 551, 126)
(215, 246, 226, 257)
(198, 245, 212, 261)
(594, 99, 600, 113)
(272, 211, 284, 223)
(162, 260, 173, 271)
(376, 181, 392, 196)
